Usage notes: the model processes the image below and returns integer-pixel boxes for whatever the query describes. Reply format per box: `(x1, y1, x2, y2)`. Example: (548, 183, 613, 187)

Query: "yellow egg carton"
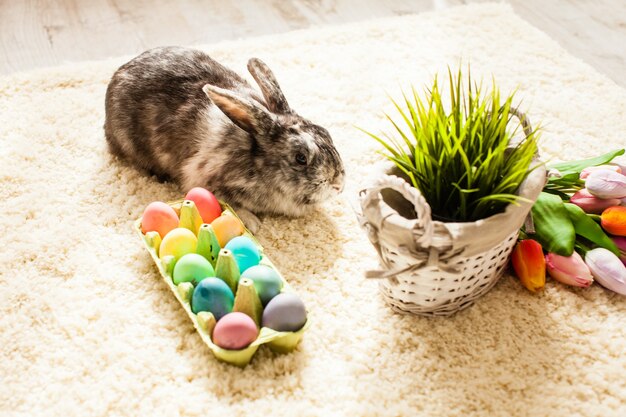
(134, 199, 309, 367)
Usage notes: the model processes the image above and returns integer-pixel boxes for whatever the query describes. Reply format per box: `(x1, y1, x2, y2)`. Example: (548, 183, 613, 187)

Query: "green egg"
(172, 253, 215, 285)
(241, 265, 283, 306)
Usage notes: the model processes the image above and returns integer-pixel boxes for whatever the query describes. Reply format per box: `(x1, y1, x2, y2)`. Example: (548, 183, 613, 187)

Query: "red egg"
(141, 201, 179, 238)
(212, 312, 258, 350)
(185, 187, 222, 224)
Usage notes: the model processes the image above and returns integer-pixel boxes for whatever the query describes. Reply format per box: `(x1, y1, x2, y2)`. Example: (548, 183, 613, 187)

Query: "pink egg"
(212, 312, 258, 350)
(185, 187, 222, 224)
(141, 201, 179, 238)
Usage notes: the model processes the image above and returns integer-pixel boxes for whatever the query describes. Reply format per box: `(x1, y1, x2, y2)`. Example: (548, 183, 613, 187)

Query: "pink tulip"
(610, 156, 626, 173)
(585, 170, 626, 199)
(580, 165, 621, 179)
(569, 189, 621, 214)
(585, 248, 626, 295)
(545, 252, 593, 287)
(613, 236, 626, 265)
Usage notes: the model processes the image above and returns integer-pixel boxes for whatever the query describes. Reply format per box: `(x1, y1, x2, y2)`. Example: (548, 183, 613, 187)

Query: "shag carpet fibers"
(1, 3, 625, 417)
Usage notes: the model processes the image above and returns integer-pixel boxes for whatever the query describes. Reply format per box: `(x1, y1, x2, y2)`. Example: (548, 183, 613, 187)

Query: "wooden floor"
(1, 0, 625, 87)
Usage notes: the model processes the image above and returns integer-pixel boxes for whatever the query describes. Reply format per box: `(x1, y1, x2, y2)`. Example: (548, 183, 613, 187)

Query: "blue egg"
(241, 265, 283, 306)
(191, 277, 234, 319)
(224, 236, 261, 273)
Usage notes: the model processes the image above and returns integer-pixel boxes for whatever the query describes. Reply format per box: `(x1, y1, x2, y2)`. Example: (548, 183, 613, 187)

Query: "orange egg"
(141, 201, 179, 238)
(211, 214, 244, 247)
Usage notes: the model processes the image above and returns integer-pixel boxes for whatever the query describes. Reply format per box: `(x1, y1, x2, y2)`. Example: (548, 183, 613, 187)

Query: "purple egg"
(262, 293, 307, 332)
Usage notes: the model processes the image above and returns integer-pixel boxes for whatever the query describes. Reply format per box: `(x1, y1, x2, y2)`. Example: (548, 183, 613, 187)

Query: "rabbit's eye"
(295, 152, 307, 165)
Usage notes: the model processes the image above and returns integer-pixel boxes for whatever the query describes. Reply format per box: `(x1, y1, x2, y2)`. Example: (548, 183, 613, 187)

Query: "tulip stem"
(575, 241, 591, 256)
(587, 214, 601, 223)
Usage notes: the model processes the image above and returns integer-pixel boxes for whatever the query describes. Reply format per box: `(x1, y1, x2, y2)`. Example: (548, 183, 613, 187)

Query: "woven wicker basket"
(355, 115, 546, 316)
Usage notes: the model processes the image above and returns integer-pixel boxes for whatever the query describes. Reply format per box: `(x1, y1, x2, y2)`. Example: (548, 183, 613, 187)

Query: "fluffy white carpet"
(1, 3, 625, 416)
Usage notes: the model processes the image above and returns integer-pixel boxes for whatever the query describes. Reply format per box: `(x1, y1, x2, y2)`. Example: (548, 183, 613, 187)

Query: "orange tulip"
(601, 206, 626, 236)
(511, 239, 546, 292)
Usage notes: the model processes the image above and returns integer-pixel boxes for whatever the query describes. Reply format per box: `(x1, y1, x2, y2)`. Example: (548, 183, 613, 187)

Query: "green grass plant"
(361, 68, 539, 222)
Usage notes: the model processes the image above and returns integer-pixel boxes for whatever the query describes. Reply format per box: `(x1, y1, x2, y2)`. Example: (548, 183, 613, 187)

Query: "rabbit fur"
(104, 46, 345, 228)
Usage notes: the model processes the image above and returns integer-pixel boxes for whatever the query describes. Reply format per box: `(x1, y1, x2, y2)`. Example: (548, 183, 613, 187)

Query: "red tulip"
(569, 189, 620, 214)
(545, 252, 593, 287)
(601, 206, 626, 236)
(511, 239, 546, 292)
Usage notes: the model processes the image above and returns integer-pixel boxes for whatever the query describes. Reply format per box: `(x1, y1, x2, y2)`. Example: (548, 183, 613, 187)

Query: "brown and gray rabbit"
(104, 46, 344, 229)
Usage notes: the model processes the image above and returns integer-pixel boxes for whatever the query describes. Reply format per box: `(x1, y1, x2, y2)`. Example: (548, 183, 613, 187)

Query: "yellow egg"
(211, 215, 244, 247)
(159, 228, 198, 263)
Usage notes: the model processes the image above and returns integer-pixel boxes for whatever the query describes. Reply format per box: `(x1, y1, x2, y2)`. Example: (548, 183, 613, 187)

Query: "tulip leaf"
(548, 149, 624, 177)
(529, 192, 576, 256)
(564, 203, 620, 256)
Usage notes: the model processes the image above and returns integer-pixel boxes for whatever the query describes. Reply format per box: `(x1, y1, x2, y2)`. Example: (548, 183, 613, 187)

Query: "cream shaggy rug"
(1, 3, 625, 417)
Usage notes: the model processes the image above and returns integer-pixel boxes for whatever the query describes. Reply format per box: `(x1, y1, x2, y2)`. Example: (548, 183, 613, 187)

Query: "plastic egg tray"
(134, 199, 309, 367)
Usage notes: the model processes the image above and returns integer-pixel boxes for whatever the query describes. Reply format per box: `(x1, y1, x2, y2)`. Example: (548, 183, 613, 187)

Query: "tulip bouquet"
(512, 149, 626, 295)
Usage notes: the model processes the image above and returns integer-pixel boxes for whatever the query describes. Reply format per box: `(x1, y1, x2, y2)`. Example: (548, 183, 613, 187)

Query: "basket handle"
(509, 107, 533, 143)
(359, 174, 435, 249)
(510, 107, 533, 139)
(359, 108, 531, 236)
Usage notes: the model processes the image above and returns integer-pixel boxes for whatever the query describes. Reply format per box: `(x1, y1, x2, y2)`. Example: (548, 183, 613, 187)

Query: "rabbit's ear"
(203, 84, 274, 134)
(247, 58, 292, 114)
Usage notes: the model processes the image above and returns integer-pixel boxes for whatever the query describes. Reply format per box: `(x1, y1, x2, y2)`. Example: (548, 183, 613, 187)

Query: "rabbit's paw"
(236, 208, 262, 234)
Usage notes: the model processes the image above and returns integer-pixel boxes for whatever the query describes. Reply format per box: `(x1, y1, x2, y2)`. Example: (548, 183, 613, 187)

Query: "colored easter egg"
(172, 253, 215, 285)
(191, 277, 234, 319)
(262, 293, 307, 332)
(159, 228, 197, 263)
(185, 187, 222, 223)
(241, 265, 282, 305)
(225, 236, 261, 274)
(141, 201, 179, 238)
(212, 312, 259, 350)
(211, 214, 245, 247)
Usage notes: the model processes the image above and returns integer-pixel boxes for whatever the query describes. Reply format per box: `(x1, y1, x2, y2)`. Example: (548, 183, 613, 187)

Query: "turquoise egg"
(224, 236, 261, 273)
(262, 293, 307, 332)
(241, 265, 283, 306)
(172, 253, 215, 285)
(191, 277, 234, 319)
